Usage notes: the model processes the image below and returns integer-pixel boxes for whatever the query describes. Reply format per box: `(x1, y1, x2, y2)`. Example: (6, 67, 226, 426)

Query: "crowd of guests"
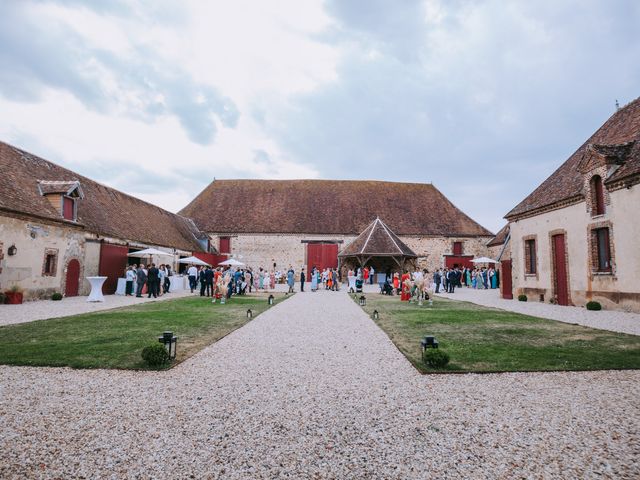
(124, 263, 174, 298)
(432, 266, 499, 294)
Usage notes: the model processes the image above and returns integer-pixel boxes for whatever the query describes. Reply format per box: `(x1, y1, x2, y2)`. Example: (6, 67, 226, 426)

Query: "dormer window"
(37, 180, 84, 222)
(590, 175, 605, 216)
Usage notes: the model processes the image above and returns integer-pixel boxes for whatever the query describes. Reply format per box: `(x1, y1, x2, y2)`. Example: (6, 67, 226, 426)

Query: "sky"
(1, 0, 639, 233)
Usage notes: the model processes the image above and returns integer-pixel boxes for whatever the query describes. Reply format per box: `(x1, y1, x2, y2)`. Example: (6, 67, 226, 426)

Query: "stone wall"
(210, 232, 492, 276)
(509, 184, 640, 312)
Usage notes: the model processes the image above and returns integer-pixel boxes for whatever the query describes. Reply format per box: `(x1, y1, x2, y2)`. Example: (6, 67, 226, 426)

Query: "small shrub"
(518, 294, 528, 302)
(423, 349, 450, 368)
(586, 301, 602, 311)
(141, 344, 170, 367)
(51, 292, 63, 301)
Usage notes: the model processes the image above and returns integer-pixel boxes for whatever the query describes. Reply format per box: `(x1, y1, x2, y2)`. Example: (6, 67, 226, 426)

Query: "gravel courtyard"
(1, 290, 638, 479)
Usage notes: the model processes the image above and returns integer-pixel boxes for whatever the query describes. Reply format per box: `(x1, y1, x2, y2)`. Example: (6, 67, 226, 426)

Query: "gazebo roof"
(338, 217, 417, 258)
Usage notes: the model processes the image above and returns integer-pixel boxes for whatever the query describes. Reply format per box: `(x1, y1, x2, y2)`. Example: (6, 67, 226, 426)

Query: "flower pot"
(5, 291, 23, 304)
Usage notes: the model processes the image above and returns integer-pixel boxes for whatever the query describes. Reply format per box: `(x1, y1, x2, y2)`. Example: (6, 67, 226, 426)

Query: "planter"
(5, 291, 23, 304)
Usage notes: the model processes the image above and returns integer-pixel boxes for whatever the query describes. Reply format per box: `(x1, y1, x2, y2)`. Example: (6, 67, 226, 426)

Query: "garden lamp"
(247, 309, 253, 319)
(268, 294, 274, 305)
(158, 331, 178, 359)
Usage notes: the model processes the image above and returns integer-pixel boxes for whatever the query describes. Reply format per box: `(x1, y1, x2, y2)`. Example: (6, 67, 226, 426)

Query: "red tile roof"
(506, 97, 640, 219)
(0, 141, 204, 252)
(180, 179, 493, 236)
(487, 224, 509, 247)
(339, 217, 417, 258)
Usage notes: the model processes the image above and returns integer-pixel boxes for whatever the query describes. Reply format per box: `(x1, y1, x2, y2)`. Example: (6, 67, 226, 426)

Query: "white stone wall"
(509, 184, 640, 311)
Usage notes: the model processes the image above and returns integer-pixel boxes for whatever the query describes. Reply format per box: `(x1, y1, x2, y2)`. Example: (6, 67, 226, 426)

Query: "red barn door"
(307, 243, 338, 277)
(99, 244, 128, 294)
(552, 234, 569, 306)
(500, 259, 513, 299)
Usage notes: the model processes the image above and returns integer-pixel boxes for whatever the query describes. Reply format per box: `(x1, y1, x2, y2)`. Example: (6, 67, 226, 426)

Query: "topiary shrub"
(586, 301, 602, 311)
(423, 349, 450, 368)
(51, 292, 63, 301)
(141, 344, 170, 367)
(518, 294, 528, 302)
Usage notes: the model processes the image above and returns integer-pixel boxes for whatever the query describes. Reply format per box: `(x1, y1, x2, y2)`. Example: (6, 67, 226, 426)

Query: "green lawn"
(356, 294, 640, 373)
(0, 293, 289, 370)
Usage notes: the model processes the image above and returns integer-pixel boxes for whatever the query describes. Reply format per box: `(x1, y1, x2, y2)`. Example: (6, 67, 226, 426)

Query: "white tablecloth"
(169, 276, 186, 292)
(116, 278, 127, 295)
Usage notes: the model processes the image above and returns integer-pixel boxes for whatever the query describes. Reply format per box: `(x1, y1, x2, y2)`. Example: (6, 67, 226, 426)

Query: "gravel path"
(0, 290, 195, 327)
(1, 290, 639, 478)
(436, 288, 640, 336)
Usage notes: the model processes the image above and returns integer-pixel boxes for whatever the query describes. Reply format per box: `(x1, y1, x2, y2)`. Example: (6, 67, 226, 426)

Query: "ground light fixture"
(268, 294, 274, 306)
(372, 310, 379, 320)
(7, 245, 17, 256)
(420, 336, 439, 358)
(158, 331, 178, 359)
(247, 309, 253, 319)
(221, 296, 226, 305)
(359, 295, 366, 306)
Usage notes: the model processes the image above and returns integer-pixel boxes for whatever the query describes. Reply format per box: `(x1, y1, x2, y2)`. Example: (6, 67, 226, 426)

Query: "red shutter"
(219, 237, 231, 254)
(453, 242, 462, 255)
(594, 176, 605, 215)
(63, 197, 74, 220)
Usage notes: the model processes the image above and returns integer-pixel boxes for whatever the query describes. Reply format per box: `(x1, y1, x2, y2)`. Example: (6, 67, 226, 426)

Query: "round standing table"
(86, 276, 108, 302)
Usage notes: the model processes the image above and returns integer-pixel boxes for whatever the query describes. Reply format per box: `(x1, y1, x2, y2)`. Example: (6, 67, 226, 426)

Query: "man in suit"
(204, 266, 214, 297)
(135, 265, 147, 297)
(434, 269, 442, 293)
(147, 263, 159, 298)
(300, 268, 306, 292)
(447, 268, 457, 293)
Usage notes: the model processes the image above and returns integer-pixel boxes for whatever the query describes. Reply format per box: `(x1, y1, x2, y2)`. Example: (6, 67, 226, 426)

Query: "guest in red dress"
(400, 271, 411, 301)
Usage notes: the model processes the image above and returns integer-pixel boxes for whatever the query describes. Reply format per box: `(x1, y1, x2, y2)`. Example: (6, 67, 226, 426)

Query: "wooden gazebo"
(338, 217, 418, 272)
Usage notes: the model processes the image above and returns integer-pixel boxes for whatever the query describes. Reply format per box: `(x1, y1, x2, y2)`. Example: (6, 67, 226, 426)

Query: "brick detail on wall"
(0, 241, 3, 276)
(42, 248, 59, 277)
(548, 229, 572, 306)
(582, 165, 611, 217)
(587, 220, 616, 278)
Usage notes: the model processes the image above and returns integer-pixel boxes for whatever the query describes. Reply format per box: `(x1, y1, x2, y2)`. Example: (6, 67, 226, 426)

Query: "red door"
(307, 243, 338, 276)
(65, 259, 80, 297)
(552, 234, 569, 306)
(500, 259, 513, 299)
(99, 244, 129, 294)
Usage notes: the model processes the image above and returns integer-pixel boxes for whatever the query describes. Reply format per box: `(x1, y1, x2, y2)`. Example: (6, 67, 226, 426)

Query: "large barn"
(180, 179, 494, 277)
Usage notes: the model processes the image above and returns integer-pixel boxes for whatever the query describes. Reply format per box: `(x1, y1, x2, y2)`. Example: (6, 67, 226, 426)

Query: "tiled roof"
(506, 97, 640, 219)
(180, 179, 493, 236)
(0, 141, 204, 252)
(38, 180, 84, 197)
(487, 224, 509, 247)
(338, 217, 417, 258)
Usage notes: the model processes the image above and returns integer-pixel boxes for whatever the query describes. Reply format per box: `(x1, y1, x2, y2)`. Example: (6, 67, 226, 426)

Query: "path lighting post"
(268, 294, 274, 306)
(359, 295, 366, 306)
(221, 296, 226, 305)
(420, 335, 438, 360)
(372, 310, 379, 320)
(158, 331, 178, 359)
(247, 309, 253, 319)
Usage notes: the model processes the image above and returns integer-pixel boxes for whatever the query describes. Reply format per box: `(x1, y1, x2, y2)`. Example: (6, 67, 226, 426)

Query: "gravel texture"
(1, 289, 639, 478)
(0, 290, 194, 327)
(436, 288, 640, 336)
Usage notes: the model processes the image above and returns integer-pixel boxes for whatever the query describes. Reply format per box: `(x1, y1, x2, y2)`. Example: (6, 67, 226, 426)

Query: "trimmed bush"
(141, 344, 170, 367)
(423, 349, 450, 368)
(586, 301, 602, 311)
(51, 292, 63, 301)
(518, 294, 528, 302)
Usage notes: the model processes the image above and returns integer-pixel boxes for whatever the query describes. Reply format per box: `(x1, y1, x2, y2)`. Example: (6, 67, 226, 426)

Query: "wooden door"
(307, 243, 338, 276)
(99, 244, 129, 294)
(65, 259, 80, 297)
(500, 259, 513, 299)
(552, 234, 569, 306)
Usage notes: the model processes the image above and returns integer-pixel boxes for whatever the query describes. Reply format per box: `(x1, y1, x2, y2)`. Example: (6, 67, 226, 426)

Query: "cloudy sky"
(1, 0, 638, 232)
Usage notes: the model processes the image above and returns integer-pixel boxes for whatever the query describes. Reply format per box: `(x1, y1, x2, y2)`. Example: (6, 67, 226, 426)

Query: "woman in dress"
(270, 270, 276, 290)
(400, 270, 411, 301)
(258, 267, 264, 290)
(392, 272, 400, 294)
(310, 267, 318, 291)
(466, 267, 471, 287)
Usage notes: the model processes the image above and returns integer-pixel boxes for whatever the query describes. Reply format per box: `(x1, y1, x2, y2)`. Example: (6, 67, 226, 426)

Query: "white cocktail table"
(86, 276, 108, 302)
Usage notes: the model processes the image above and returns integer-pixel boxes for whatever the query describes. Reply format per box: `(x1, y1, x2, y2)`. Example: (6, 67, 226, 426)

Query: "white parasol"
(471, 256, 498, 264)
(177, 256, 211, 266)
(127, 248, 174, 257)
(218, 258, 245, 266)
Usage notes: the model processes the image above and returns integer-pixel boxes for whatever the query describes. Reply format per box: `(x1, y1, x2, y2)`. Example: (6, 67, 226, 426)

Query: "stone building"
(180, 179, 494, 276)
(0, 141, 209, 299)
(505, 97, 640, 312)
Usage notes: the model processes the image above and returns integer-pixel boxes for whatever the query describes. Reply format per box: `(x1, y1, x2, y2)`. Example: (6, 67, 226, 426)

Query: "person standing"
(433, 269, 441, 293)
(187, 264, 197, 293)
(400, 270, 411, 301)
(125, 266, 135, 296)
(147, 263, 159, 298)
(135, 264, 147, 297)
(447, 268, 456, 293)
(287, 266, 295, 293)
(369, 266, 375, 284)
(310, 267, 318, 292)
(205, 266, 214, 296)
(300, 268, 306, 292)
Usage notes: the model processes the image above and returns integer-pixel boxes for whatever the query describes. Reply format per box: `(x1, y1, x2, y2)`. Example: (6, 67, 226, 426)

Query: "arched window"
(591, 175, 605, 216)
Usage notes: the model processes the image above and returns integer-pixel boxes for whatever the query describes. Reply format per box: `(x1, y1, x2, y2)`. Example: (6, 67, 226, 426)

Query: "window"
(591, 175, 605, 216)
(453, 241, 463, 255)
(63, 196, 75, 221)
(42, 249, 58, 276)
(524, 238, 537, 275)
(592, 227, 611, 272)
(219, 236, 231, 254)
